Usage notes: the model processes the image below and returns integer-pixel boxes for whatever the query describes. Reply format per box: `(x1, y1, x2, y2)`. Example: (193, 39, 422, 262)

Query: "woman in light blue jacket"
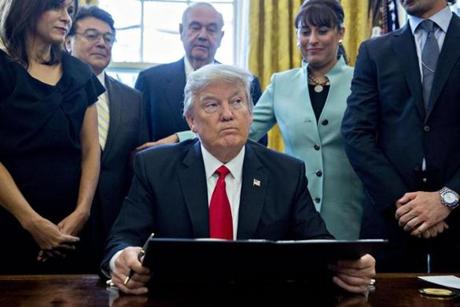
(250, 0, 363, 239)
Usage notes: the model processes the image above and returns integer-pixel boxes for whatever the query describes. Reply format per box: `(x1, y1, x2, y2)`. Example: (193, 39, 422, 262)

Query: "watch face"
(443, 192, 458, 204)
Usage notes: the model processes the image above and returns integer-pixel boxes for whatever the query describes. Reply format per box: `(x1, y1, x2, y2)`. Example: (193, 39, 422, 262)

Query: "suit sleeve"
(249, 74, 278, 142)
(135, 71, 153, 140)
(136, 90, 150, 144)
(292, 162, 333, 239)
(250, 76, 268, 146)
(341, 42, 408, 212)
(100, 153, 156, 274)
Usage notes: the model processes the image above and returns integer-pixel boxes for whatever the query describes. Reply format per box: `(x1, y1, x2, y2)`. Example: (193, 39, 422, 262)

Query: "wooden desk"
(0, 274, 458, 306)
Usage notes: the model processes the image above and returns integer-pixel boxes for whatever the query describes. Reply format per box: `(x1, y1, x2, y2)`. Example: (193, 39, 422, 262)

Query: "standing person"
(135, 2, 266, 148)
(342, 0, 460, 272)
(250, 0, 363, 239)
(0, 0, 103, 273)
(66, 5, 149, 268)
(101, 64, 375, 295)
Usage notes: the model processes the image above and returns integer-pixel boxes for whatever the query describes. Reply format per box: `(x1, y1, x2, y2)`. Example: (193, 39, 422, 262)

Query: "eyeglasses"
(75, 29, 116, 45)
(201, 98, 247, 114)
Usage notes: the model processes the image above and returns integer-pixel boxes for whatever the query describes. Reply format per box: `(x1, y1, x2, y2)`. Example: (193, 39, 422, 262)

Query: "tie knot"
(215, 165, 230, 178)
(419, 19, 436, 33)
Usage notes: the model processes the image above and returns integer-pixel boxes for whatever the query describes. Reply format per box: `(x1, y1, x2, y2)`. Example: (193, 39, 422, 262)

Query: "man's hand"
(395, 191, 451, 236)
(420, 221, 449, 239)
(111, 247, 151, 295)
(136, 134, 179, 150)
(332, 254, 376, 294)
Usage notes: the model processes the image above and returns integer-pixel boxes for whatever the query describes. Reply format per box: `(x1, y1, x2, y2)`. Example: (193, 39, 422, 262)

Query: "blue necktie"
(420, 20, 439, 111)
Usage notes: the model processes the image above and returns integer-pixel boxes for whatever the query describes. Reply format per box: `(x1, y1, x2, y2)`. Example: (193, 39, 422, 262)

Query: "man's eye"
(87, 33, 98, 40)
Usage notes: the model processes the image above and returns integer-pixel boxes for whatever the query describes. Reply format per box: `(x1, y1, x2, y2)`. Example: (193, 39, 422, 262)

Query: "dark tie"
(209, 165, 233, 240)
(420, 20, 439, 110)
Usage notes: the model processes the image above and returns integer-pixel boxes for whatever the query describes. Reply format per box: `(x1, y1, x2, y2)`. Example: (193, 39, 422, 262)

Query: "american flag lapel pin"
(253, 178, 261, 187)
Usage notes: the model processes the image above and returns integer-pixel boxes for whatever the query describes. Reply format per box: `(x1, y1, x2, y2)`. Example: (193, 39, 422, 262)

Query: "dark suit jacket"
(101, 139, 331, 273)
(342, 15, 460, 270)
(90, 75, 149, 263)
(134, 58, 266, 144)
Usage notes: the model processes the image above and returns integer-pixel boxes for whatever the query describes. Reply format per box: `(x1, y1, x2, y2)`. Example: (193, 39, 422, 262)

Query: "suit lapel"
(178, 141, 209, 237)
(101, 75, 121, 161)
(392, 24, 426, 120)
(237, 143, 268, 239)
(427, 15, 460, 119)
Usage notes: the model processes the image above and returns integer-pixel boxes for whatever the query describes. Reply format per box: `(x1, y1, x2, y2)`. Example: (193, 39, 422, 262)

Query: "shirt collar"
(97, 72, 106, 89)
(201, 143, 245, 181)
(183, 56, 217, 78)
(409, 5, 452, 34)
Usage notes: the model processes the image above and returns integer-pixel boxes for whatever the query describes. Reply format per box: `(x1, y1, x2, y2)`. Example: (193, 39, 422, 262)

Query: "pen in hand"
(123, 233, 154, 286)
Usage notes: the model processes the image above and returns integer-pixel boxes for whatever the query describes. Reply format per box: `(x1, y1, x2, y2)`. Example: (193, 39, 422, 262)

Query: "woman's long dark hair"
(295, 0, 348, 64)
(0, 0, 78, 66)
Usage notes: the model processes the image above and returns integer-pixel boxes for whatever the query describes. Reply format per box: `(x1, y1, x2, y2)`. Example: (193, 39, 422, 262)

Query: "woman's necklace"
(308, 73, 330, 93)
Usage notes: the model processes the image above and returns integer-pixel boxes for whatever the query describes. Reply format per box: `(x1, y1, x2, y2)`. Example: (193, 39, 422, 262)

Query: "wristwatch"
(439, 187, 459, 209)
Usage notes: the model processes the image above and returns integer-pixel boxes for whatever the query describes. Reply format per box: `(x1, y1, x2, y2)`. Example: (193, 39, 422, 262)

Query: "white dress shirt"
(201, 144, 245, 239)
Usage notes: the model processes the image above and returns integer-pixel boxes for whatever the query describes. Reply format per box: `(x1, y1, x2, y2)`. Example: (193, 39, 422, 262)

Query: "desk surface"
(0, 274, 458, 306)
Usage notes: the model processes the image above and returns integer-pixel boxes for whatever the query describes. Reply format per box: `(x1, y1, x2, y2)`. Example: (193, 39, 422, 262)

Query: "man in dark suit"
(342, 0, 460, 272)
(135, 2, 265, 148)
(102, 64, 375, 295)
(67, 6, 149, 266)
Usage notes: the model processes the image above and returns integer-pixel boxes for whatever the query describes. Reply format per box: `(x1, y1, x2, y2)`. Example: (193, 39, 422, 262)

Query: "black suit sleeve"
(250, 76, 268, 146)
(135, 72, 153, 140)
(292, 162, 333, 240)
(341, 41, 408, 212)
(101, 153, 156, 275)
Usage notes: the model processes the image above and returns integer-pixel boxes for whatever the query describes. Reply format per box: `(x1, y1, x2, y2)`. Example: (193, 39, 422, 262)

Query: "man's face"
(180, 5, 224, 68)
(186, 81, 252, 161)
(67, 17, 114, 75)
(400, 0, 446, 18)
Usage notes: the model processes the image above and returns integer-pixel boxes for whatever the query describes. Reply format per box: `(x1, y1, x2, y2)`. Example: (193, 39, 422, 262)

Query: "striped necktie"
(97, 92, 110, 150)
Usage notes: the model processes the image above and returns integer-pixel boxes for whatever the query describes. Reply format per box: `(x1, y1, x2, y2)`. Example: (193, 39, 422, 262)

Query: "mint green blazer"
(249, 58, 363, 239)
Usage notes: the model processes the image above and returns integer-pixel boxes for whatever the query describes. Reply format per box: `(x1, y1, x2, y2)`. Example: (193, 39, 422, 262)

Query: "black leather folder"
(142, 238, 386, 283)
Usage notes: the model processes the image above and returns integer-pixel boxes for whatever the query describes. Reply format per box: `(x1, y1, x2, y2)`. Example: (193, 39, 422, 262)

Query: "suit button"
(321, 119, 329, 126)
(314, 144, 320, 150)
(316, 170, 323, 177)
(315, 197, 321, 203)
(424, 125, 430, 132)
(422, 177, 427, 183)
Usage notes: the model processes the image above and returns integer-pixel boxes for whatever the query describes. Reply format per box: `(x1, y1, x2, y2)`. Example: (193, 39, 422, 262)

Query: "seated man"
(101, 64, 375, 295)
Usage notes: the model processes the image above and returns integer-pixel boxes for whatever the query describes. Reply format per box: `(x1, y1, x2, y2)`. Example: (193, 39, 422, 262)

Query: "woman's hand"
(23, 215, 80, 261)
(58, 209, 90, 236)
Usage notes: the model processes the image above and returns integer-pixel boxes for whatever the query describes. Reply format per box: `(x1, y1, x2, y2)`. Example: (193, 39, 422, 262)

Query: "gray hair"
(183, 64, 254, 117)
(181, 2, 224, 29)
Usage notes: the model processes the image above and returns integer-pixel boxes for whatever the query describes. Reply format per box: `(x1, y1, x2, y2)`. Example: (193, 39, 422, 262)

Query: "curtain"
(79, 0, 98, 5)
(248, 0, 303, 151)
(342, 0, 371, 66)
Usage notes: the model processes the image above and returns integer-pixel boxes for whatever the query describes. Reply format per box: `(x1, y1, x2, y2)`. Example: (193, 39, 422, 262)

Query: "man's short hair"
(68, 5, 115, 36)
(183, 64, 254, 116)
(181, 2, 224, 29)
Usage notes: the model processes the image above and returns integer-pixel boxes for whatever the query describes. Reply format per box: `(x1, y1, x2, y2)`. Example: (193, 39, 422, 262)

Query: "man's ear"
(185, 113, 197, 132)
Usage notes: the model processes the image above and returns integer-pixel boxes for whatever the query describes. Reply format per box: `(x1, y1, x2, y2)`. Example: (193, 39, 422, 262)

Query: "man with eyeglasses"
(66, 6, 149, 269)
(135, 2, 266, 149)
(102, 64, 376, 295)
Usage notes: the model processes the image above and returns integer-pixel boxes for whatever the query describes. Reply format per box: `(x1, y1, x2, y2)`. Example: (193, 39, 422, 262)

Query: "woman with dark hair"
(250, 0, 363, 240)
(0, 0, 103, 273)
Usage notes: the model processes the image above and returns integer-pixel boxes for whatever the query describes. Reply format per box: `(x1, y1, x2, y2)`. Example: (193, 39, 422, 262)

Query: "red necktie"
(209, 165, 233, 240)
